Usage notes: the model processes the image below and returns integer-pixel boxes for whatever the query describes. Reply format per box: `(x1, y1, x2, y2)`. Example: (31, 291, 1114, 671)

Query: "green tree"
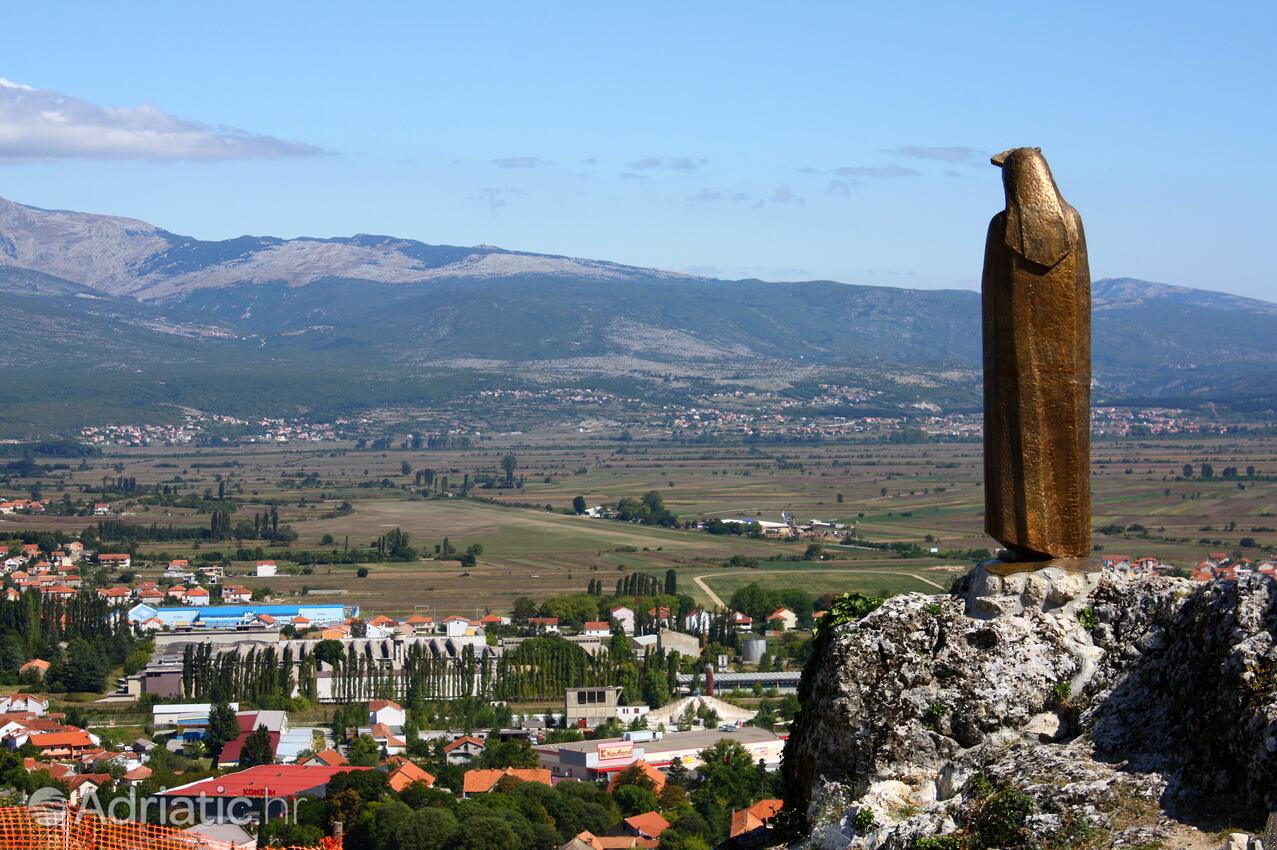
(572, 495, 587, 515)
(501, 454, 518, 487)
(455, 815, 518, 850)
(396, 807, 459, 850)
(239, 725, 274, 768)
(614, 784, 660, 817)
(347, 733, 382, 766)
(477, 737, 539, 769)
(54, 639, 109, 693)
(205, 700, 240, 763)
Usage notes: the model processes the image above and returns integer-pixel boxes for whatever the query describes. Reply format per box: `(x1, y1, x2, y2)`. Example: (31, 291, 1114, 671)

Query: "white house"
(184, 587, 210, 606)
(766, 607, 798, 631)
(255, 561, 277, 577)
(527, 617, 560, 634)
(0, 694, 48, 715)
(582, 620, 611, 638)
(222, 585, 252, 604)
(609, 606, 636, 635)
(442, 616, 477, 637)
(683, 609, 713, 634)
(368, 699, 406, 728)
(443, 735, 485, 765)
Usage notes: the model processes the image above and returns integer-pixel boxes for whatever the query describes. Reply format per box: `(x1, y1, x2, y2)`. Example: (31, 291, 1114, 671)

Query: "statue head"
(991, 147, 1077, 268)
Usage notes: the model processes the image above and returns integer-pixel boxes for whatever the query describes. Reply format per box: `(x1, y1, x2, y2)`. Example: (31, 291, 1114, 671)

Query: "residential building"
(461, 767, 552, 797)
(609, 606, 635, 635)
(622, 812, 670, 842)
(443, 735, 485, 765)
(368, 700, 406, 728)
(766, 607, 798, 631)
(582, 620, 611, 638)
(527, 617, 560, 634)
(222, 585, 251, 604)
(387, 760, 435, 792)
(730, 799, 784, 838)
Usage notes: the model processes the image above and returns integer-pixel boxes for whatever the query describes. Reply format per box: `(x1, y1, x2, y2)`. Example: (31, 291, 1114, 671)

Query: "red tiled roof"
(218, 730, 281, 765)
(570, 831, 652, 850)
(443, 735, 484, 754)
(30, 730, 94, 749)
(729, 798, 784, 838)
(462, 767, 551, 794)
(387, 761, 435, 792)
(623, 811, 670, 839)
(607, 760, 666, 793)
(161, 765, 369, 798)
(306, 749, 347, 767)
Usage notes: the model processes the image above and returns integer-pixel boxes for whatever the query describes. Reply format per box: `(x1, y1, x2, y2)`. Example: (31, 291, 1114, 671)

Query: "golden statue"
(982, 147, 1091, 562)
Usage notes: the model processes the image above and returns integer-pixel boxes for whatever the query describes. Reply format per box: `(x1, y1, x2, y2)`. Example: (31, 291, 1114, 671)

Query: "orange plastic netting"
(0, 806, 340, 850)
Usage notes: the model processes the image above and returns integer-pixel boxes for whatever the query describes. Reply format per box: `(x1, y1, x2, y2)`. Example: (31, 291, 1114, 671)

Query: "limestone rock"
(782, 572, 1277, 849)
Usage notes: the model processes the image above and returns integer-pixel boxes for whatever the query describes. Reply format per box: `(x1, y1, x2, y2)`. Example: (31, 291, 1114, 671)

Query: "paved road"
(692, 568, 946, 608)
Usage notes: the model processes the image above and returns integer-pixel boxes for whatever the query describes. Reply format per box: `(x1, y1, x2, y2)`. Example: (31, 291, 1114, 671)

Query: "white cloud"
(491, 156, 553, 169)
(687, 187, 750, 204)
(478, 186, 524, 212)
(752, 186, 804, 208)
(628, 155, 707, 172)
(884, 145, 988, 164)
(0, 79, 324, 162)
(833, 164, 918, 179)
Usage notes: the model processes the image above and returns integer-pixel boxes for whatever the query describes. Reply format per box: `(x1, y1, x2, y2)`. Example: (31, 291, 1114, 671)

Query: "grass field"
(2, 431, 1274, 617)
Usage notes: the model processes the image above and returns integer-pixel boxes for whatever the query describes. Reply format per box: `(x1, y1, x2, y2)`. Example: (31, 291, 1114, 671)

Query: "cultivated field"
(3, 431, 1274, 616)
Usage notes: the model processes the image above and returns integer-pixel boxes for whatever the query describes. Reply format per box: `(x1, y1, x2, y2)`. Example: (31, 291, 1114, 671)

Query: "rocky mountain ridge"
(0, 196, 694, 300)
(0, 194, 1274, 433)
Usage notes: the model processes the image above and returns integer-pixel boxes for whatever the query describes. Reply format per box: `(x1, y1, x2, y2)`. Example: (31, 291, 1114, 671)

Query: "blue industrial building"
(127, 602, 355, 628)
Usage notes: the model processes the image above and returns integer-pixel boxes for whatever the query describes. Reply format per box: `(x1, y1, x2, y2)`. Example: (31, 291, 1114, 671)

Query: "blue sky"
(1, 2, 1273, 298)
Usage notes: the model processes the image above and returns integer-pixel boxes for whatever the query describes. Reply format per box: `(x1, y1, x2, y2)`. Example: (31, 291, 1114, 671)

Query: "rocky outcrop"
(782, 567, 1277, 849)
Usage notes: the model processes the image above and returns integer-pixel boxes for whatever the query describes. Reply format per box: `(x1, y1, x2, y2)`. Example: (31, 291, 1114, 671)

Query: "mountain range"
(0, 195, 1273, 435)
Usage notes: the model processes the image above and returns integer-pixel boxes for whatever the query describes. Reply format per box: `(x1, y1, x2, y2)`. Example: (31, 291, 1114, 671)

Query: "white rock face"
(782, 571, 1277, 849)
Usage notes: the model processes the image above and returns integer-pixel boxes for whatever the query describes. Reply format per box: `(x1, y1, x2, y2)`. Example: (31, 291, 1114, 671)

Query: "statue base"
(983, 556, 1101, 577)
(960, 558, 1103, 620)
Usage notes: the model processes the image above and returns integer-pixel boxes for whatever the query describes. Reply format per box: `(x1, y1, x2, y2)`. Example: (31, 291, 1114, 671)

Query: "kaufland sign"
(596, 741, 634, 761)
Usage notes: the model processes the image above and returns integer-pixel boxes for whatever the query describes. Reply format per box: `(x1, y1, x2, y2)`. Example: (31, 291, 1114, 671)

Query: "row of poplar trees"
(182, 635, 683, 709)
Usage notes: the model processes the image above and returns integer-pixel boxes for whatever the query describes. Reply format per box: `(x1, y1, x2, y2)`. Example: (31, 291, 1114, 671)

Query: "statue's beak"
(990, 150, 1010, 168)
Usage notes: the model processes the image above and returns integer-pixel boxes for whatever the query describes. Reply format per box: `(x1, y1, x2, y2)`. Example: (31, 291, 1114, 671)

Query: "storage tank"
(741, 636, 767, 664)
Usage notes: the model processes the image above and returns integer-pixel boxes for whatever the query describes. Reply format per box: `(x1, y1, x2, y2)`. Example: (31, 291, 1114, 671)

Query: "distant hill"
(0, 195, 1273, 433)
